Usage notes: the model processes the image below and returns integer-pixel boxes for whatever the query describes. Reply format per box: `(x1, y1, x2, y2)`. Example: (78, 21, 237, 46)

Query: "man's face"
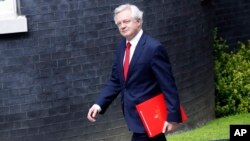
(115, 9, 141, 41)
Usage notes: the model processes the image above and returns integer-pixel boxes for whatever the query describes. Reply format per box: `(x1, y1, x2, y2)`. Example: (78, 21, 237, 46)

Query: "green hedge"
(213, 29, 250, 117)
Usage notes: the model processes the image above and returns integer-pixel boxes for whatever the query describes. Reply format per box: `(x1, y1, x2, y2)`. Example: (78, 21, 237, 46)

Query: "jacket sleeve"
(95, 47, 122, 114)
(151, 44, 182, 123)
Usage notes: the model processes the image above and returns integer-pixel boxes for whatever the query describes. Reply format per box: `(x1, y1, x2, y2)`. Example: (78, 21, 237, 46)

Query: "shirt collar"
(127, 29, 143, 47)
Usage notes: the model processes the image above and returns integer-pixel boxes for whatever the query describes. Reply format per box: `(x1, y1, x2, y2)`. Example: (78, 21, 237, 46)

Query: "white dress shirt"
(124, 29, 143, 63)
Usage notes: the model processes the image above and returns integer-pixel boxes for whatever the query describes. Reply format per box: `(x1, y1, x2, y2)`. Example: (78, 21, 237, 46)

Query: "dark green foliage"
(213, 29, 250, 117)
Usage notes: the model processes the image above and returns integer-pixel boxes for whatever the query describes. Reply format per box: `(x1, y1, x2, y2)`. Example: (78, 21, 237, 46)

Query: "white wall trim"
(0, 0, 28, 34)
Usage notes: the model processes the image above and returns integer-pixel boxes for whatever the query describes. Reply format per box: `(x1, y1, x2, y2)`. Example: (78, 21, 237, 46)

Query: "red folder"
(136, 93, 187, 138)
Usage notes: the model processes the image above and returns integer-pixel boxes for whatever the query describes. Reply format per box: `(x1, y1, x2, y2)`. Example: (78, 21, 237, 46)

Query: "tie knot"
(126, 42, 131, 49)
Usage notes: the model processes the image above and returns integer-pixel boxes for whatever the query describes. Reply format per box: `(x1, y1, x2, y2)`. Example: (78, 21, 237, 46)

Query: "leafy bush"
(213, 29, 250, 117)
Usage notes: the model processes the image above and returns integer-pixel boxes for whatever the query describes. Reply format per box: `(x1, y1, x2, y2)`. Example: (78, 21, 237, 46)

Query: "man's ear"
(137, 19, 142, 27)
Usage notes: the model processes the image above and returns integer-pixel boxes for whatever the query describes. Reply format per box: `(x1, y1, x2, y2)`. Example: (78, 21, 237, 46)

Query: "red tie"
(124, 42, 131, 80)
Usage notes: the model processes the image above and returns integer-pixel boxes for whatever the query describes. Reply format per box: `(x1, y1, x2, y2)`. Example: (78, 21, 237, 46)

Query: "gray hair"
(114, 3, 143, 24)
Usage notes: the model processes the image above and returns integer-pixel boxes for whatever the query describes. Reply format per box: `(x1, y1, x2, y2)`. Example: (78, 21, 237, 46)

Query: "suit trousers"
(131, 133, 166, 141)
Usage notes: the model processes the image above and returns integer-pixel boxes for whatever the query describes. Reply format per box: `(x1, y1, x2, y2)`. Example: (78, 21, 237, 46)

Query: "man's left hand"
(162, 121, 179, 134)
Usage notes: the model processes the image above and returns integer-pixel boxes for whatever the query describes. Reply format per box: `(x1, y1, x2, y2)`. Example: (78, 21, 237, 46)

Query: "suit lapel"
(126, 33, 146, 81)
(119, 40, 126, 81)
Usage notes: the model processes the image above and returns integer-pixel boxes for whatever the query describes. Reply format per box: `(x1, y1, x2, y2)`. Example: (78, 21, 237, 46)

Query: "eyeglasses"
(116, 19, 132, 27)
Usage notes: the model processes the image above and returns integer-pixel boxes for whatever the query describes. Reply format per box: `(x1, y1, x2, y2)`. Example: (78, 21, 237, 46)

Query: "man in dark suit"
(87, 3, 182, 141)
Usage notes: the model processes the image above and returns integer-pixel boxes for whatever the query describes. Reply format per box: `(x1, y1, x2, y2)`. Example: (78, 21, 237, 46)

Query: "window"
(0, 0, 28, 34)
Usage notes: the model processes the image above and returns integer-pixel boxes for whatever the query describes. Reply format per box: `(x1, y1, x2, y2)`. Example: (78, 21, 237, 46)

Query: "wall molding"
(0, 0, 27, 34)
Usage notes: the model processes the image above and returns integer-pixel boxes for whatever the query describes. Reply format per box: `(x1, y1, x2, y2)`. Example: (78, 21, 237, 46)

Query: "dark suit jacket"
(96, 32, 182, 133)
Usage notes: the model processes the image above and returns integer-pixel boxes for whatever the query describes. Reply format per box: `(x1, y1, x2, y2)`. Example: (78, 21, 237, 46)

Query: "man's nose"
(120, 22, 126, 28)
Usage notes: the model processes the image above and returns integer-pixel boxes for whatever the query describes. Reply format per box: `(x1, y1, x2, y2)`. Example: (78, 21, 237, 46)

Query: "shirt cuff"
(93, 104, 102, 112)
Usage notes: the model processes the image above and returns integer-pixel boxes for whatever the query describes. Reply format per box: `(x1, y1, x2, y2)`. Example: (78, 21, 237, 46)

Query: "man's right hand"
(87, 104, 101, 122)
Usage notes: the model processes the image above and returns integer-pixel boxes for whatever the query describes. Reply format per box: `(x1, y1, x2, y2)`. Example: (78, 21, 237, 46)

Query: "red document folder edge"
(136, 93, 187, 138)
